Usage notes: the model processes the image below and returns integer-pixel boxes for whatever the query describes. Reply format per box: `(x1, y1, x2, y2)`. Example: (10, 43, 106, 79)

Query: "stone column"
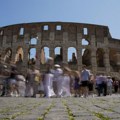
(91, 35, 97, 74)
(2, 36, 7, 47)
(23, 33, 30, 68)
(104, 37, 110, 73)
(49, 32, 55, 59)
(50, 32, 55, 41)
(11, 49, 16, 64)
(63, 32, 68, 64)
(116, 53, 120, 65)
(91, 49, 97, 74)
(36, 32, 42, 69)
(11, 35, 18, 63)
(115, 52, 120, 73)
(0, 36, 7, 62)
(62, 47, 68, 64)
(77, 33, 82, 71)
(104, 48, 110, 73)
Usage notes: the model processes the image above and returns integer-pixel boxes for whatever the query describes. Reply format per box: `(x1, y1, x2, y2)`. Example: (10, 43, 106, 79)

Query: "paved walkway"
(0, 95, 120, 120)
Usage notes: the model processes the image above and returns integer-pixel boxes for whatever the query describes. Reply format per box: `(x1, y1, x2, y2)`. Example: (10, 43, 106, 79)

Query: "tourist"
(42, 57, 56, 98)
(102, 75, 107, 96)
(25, 65, 40, 97)
(80, 65, 90, 98)
(52, 64, 63, 95)
(9, 66, 19, 97)
(107, 76, 113, 95)
(88, 73, 95, 97)
(96, 74, 107, 96)
(113, 79, 119, 93)
(16, 73, 26, 97)
(57, 66, 72, 97)
(38, 73, 44, 97)
(72, 70, 80, 97)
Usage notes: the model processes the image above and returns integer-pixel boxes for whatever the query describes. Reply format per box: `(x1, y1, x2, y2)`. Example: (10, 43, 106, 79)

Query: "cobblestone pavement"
(0, 95, 120, 120)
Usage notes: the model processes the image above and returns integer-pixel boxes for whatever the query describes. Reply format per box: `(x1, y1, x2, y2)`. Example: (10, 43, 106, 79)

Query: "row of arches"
(3, 46, 119, 70)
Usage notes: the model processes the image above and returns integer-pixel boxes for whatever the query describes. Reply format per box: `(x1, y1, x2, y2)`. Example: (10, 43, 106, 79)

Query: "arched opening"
(83, 28, 88, 35)
(4, 48, 12, 63)
(40, 47, 49, 64)
(82, 48, 91, 66)
(82, 39, 89, 45)
(30, 38, 37, 45)
(68, 47, 77, 65)
(54, 47, 63, 64)
(28, 48, 36, 65)
(56, 25, 62, 30)
(15, 47, 23, 64)
(96, 48, 105, 67)
(19, 28, 24, 35)
(43, 25, 49, 31)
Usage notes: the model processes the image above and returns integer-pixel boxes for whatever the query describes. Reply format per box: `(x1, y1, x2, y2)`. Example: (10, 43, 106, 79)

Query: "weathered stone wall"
(0, 22, 120, 77)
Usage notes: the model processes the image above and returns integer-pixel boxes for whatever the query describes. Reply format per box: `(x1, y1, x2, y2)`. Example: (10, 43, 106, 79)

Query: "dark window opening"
(19, 28, 24, 35)
(56, 25, 61, 30)
(43, 25, 49, 30)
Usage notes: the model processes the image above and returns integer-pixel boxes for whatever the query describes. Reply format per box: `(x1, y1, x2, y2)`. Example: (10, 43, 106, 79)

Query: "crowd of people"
(0, 57, 120, 98)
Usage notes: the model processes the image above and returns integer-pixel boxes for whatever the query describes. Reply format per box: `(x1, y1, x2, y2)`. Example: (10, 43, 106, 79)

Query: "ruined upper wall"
(0, 22, 118, 49)
(0, 22, 109, 37)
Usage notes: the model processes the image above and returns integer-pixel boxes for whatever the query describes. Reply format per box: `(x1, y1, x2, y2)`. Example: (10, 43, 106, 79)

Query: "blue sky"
(1, 0, 120, 60)
(0, 0, 120, 38)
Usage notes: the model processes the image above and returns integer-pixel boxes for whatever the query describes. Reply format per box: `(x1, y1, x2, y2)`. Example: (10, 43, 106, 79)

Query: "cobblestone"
(0, 95, 120, 120)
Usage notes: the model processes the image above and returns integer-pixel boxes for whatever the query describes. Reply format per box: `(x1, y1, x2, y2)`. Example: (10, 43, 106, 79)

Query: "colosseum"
(0, 22, 120, 78)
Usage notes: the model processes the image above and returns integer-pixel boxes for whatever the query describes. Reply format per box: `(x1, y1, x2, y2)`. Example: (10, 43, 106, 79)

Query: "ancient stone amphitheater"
(0, 22, 120, 78)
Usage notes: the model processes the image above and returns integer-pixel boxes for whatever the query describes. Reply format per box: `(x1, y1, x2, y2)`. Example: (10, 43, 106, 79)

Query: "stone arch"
(82, 48, 91, 66)
(82, 39, 89, 45)
(96, 48, 105, 67)
(68, 47, 77, 64)
(4, 48, 12, 63)
(54, 47, 63, 64)
(15, 47, 23, 63)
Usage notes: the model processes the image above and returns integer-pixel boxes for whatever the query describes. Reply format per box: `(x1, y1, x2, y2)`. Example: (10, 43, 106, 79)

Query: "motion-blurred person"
(113, 79, 119, 93)
(25, 65, 40, 97)
(72, 70, 80, 97)
(37, 73, 44, 97)
(107, 76, 113, 95)
(52, 64, 63, 95)
(96, 74, 107, 96)
(16, 73, 26, 97)
(80, 65, 90, 98)
(57, 67, 72, 97)
(43, 57, 56, 98)
(88, 73, 95, 97)
(9, 66, 19, 97)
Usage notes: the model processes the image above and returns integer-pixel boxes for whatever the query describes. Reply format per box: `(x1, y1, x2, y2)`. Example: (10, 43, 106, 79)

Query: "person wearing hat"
(52, 64, 63, 96)
(57, 66, 72, 97)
